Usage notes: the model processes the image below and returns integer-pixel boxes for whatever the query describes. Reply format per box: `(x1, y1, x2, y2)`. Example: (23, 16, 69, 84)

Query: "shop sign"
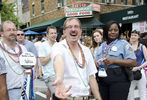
(65, 3, 100, 17)
(65, 5, 92, 17)
(132, 21, 147, 33)
(100, 5, 147, 24)
(122, 10, 139, 21)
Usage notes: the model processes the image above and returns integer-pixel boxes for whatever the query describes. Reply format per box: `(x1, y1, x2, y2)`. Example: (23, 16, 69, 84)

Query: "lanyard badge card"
(97, 58, 107, 77)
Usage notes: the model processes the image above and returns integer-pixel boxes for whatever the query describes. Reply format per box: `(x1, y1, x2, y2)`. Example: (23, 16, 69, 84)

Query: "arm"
(103, 58, 136, 67)
(52, 54, 71, 99)
(0, 74, 9, 100)
(89, 75, 102, 100)
(53, 54, 64, 82)
(39, 54, 51, 66)
(133, 45, 147, 71)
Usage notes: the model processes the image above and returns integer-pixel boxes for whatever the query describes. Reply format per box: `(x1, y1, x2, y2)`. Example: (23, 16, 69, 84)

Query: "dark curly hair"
(103, 20, 122, 42)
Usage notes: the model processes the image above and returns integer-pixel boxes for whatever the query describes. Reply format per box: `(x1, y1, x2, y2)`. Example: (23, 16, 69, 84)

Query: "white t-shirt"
(0, 41, 27, 90)
(52, 39, 97, 97)
(38, 41, 55, 78)
(34, 41, 42, 66)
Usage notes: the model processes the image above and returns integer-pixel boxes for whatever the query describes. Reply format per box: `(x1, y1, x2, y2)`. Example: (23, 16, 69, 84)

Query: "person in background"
(95, 20, 136, 100)
(140, 32, 147, 47)
(52, 17, 102, 100)
(38, 26, 57, 100)
(0, 56, 9, 100)
(34, 35, 43, 79)
(16, 29, 38, 78)
(0, 20, 27, 100)
(140, 32, 147, 83)
(96, 27, 103, 34)
(128, 30, 147, 100)
(91, 29, 103, 58)
(83, 36, 92, 48)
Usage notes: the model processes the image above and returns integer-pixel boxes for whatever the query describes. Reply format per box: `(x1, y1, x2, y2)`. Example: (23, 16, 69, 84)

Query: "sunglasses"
(17, 34, 24, 36)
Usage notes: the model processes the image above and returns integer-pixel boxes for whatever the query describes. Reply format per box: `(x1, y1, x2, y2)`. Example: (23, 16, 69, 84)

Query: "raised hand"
(52, 79, 72, 99)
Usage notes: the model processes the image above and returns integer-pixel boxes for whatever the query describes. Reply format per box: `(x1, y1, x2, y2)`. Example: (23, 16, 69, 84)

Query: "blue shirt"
(95, 39, 136, 68)
(23, 40, 38, 57)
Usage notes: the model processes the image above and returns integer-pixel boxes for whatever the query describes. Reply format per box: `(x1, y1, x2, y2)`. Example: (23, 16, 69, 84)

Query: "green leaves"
(0, 0, 24, 27)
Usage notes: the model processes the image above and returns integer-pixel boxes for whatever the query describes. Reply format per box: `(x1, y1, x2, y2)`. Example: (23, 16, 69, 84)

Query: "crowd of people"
(0, 17, 147, 100)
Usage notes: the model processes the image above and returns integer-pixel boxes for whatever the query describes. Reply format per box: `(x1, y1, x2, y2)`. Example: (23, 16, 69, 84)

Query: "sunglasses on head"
(17, 34, 24, 36)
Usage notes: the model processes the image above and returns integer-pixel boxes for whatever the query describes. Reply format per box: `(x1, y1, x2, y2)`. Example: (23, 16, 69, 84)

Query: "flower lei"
(67, 41, 85, 68)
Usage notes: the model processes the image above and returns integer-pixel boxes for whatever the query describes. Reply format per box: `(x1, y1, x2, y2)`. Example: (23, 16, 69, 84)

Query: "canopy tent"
(23, 17, 66, 32)
(40, 31, 46, 34)
(24, 30, 39, 35)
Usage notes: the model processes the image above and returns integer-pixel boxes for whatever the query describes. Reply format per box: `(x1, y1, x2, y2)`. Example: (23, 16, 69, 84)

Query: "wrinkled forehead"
(17, 30, 24, 34)
(66, 19, 80, 26)
(3, 22, 16, 29)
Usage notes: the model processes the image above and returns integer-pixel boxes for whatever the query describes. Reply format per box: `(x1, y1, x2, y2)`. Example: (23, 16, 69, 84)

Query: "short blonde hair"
(63, 17, 81, 30)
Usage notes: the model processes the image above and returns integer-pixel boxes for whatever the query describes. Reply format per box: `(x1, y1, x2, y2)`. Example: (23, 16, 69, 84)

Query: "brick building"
(25, 0, 146, 35)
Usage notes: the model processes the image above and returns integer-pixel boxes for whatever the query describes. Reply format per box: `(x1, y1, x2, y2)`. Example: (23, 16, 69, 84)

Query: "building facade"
(6, 0, 30, 28)
(26, 0, 146, 35)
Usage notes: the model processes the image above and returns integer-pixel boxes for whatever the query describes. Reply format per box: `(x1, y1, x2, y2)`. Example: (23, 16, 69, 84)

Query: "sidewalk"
(34, 79, 147, 100)
(34, 79, 47, 100)
(35, 79, 47, 92)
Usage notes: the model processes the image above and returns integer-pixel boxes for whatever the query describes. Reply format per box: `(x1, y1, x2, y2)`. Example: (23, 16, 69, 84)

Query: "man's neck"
(18, 40, 25, 45)
(2, 38, 16, 49)
(48, 39, 55, 46)
(67, 40, 79, 50)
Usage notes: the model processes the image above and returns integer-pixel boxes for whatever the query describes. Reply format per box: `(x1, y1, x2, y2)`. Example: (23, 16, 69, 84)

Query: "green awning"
(23, 17, 66, 32)
(79, 17, 103, 28)
(100, 5, 147, 24)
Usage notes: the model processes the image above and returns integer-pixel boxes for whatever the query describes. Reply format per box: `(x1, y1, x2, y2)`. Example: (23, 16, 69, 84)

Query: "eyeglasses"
(65, 25, 81, 30)
(17, 34, 24, 36)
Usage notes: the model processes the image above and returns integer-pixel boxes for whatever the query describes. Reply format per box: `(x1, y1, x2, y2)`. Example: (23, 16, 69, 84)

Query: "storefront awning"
(100, 5, 147, 24)
(79, 17, 104, 28)
(23, 17, 66, 32)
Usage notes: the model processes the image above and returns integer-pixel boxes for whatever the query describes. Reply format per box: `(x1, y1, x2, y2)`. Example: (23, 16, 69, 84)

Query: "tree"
(0, 0, 24, 27)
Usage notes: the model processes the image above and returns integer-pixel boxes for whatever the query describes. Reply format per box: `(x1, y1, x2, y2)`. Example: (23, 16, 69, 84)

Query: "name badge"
(111, 46, 117, 52)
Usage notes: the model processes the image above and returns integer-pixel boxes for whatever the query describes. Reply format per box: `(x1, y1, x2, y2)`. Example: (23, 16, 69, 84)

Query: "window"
(121, 0, 127, 5)
(24, 0, 28, 8)
(138, 0, 144, 5)
(132, 0, 137, 5)
(57, 0, 65, 6)
(41, 0, 44, 13)
(102, 0, 116, 4)
(32, 4, 35, 16)
(101, 0, 105, 3)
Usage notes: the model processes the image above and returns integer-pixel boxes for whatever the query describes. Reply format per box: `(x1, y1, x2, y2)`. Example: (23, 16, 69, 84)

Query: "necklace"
(0, 41, 22, 63)
(67, 41, 85, 68)
(102, 39, 118, 57)
(0, 41, 22, 57)
(8, 53, 19, 63)
(0, 45, 24, 75)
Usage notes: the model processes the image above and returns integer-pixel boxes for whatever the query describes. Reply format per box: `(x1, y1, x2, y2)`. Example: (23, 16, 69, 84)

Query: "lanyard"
(102, 39, 118, 57)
